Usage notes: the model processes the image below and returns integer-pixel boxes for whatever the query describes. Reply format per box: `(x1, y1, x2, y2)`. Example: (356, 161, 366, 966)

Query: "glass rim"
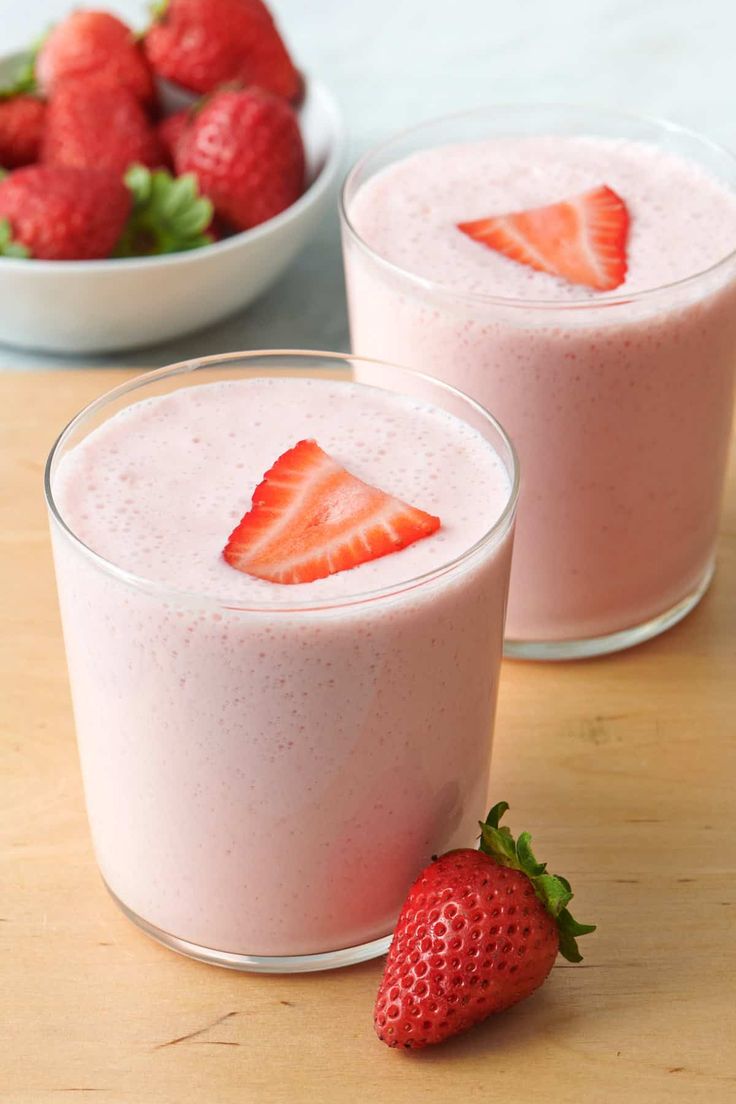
(340, 101, 736, 311)
(44, 349, 519, 614)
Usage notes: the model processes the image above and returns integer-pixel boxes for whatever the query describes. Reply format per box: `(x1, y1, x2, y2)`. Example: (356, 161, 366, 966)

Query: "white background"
(2, 0, 736, 367)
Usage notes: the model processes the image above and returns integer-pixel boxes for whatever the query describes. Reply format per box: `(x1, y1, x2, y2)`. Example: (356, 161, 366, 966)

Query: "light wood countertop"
(1, 370, 735, 1103)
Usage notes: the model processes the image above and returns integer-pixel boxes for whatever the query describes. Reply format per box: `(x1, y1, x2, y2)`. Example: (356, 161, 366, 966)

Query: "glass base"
(504, 561, 715, 662)
(106, 883, 393, 973)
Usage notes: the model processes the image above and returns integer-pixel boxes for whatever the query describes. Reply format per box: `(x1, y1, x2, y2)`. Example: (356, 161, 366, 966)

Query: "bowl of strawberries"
(0, 1, 344, 354)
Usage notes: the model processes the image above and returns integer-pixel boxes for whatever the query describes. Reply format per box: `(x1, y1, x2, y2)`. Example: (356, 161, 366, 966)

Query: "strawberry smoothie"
(342, 109, 736, 656)
(47, 355, 517, 967)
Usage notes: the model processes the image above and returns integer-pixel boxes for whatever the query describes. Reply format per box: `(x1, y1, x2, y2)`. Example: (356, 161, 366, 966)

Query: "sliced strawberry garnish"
(223, 439, 441, 585)
(458, 184, 629, 292)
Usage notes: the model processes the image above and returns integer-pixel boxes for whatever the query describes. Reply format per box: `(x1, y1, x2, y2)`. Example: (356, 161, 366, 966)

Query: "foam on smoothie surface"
(54, 377, 510, 601)
(349, 136, 736, 299)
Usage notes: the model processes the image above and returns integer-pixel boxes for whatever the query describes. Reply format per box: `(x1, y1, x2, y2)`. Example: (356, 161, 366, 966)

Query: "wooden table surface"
(2, 371, 735, 1104)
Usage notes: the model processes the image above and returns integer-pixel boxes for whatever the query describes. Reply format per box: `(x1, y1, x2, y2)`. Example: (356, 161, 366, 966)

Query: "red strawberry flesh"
(223, 439, 441, 584)
(458, 184, 630, 292)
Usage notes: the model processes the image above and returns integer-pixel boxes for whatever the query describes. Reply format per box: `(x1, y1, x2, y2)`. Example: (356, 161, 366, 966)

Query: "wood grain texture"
(1, 371, 735, 1104)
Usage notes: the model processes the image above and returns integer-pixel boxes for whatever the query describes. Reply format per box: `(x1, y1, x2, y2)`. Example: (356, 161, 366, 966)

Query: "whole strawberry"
(0, 165, 131, 260)
(37, 10, 155, 106)
(374, 803, 595, 1049)
(175, 88, 304, 231)
(144, 0, 302, 102)
(43, 82, 163, 176)
(0, 95, 46, 168)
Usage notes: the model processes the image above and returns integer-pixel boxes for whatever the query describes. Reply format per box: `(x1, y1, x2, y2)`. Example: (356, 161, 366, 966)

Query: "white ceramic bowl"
(0, 58, 344, 354)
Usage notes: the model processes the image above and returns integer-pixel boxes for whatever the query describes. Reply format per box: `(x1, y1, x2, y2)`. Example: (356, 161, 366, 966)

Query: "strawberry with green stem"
(0, 163, 212, 261)
(374, 802, 595, 1049)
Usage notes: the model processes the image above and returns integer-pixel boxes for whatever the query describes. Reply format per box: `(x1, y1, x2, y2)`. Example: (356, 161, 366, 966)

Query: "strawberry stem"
(149, 0, 170, 22)
(0, 29, 49, 100)
(0, 51, 37, 99)
(116, 165, 213, 257)
(479, 802, 595, 962)
(0, 218, 30, 259)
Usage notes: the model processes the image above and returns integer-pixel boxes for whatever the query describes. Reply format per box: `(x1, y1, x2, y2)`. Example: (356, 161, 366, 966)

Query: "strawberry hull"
(46, 358, 516, 964)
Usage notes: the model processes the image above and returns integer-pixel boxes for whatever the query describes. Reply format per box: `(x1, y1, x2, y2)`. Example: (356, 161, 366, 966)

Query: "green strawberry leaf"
(479, 821, 517, 865)
(124, 163, 153, 206)
(0, 218, 30, 259)
(117, 165, 214, 257)
(533, 873, 573, 917)
(478, 802, 595, 963)
(0, 51, 37, 99)
(557, 908, 597, 963)
(0, 30, 48, 100)
(485, 800, 510, 828)
(149, 0, 171, 22)
(516, 831, 547, 877)
(479, 801, 517, 862)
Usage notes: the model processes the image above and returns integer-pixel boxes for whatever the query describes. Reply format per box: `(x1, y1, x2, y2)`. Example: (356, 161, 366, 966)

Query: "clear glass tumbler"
(341, 105, 736, 659)
(45, 351, 518, 972)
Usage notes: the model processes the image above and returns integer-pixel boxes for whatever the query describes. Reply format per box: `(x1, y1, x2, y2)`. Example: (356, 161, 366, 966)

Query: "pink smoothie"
(49, 373, 515, 957)
(344, 135, 736, 644)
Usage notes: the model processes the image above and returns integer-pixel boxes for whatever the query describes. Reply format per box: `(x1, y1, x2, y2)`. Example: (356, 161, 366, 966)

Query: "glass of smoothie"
(341, 105, 736, 659)
(45, 351, 518, 972)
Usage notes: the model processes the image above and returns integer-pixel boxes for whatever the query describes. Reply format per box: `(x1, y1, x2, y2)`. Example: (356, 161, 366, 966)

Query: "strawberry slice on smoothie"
(458, 184, 629, 291)
(223, 439, 441, 584)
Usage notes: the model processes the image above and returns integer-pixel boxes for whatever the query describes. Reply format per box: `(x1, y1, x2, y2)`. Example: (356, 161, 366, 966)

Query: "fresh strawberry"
(43, 82, 163, 176)
(144, 0, 302, 102)
(36, 10, 155, 106)
(375, 802, 595, 1049)
(0, 95, 46, 168)
(175, 87, 304, 230)
(223, 439, 441, 584)
(458, 185, 629, 292)
(0, 165, 131, 260)
(157, 109, 190, 167)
